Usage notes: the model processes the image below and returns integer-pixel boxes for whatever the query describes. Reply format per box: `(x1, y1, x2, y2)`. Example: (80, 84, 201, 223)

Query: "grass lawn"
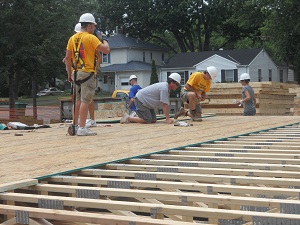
(2, 91, 112, 106)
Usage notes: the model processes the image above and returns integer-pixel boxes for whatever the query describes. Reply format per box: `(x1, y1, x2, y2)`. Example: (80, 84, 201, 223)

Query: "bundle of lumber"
(202, 82, 299, 116)
(289, 86, 300, 116)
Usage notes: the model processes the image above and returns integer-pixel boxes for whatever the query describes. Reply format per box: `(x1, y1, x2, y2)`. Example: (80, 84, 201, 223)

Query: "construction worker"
(120, 73, 181, 124)
(237, 73, 256, 116)
(128, 75, 142, 116)
(174, 66, 218, 121)
(64, 13, 110, 136)
(64, 23, 97, 128)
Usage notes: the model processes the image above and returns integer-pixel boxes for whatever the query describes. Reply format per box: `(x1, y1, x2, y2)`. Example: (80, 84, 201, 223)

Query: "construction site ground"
(1, 114, 300, 224)
(1, 115, 300, 184)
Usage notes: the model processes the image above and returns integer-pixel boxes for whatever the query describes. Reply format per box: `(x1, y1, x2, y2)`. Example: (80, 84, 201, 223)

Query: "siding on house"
(99, 35, 294, 93)
(99, 34, 168, 92)
(248, 50, 278, 82)
(161, 48, 292, 84)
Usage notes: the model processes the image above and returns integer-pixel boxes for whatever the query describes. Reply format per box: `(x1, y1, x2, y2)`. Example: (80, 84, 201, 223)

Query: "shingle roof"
(164, 48, 263, 68)
(101, 61, 160, 72)
(108, 34, 168, 51)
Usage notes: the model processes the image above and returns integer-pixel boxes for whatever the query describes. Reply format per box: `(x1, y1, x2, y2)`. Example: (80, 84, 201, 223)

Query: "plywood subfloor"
(1, 115, 300, 184)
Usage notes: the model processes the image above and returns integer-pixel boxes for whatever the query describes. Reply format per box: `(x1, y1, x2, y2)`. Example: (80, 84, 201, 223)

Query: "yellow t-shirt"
(184, 72, 211, 94)
(66, 32, 101, 73)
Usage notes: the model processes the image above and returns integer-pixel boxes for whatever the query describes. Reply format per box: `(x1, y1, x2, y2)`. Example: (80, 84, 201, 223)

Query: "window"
(269, 69, 272, 81)
(280, 70, 283, 82)
(143, 52, 145, 62)
(162, 53, 165, 62)
(221, 69, 237, 82)
(121, 81, 129, 86)
(224, 70, 234, 82)
(258, 69, 262, 82)
(102, 53, 110, 63)
(150, 52, 153, 60)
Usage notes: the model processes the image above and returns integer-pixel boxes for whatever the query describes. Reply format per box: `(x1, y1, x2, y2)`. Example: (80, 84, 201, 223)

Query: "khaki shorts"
(72, 71, 96, 104)
(180, 90, 202, 113)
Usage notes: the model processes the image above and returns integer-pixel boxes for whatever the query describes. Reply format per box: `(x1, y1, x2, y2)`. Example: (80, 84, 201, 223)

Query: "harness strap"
(72, 34, 85, 71)
(75, 72, 94, 85)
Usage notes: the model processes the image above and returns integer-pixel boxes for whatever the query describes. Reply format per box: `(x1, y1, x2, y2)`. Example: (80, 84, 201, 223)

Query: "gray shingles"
(164, 48, 263, 68)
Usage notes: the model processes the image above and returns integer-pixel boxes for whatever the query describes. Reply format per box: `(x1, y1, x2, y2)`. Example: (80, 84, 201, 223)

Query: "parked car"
(37, 87, 64, 97)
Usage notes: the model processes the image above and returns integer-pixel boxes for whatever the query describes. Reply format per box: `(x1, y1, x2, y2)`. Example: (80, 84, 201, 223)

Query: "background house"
(160, 48, 295, 84)
(98, 36, 295, 93)
(98, 33, 168, 92)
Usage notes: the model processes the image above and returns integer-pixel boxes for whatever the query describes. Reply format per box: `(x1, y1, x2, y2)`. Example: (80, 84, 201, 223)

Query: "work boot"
(174, 107, 187, 119)
(191, 111, 202, 122)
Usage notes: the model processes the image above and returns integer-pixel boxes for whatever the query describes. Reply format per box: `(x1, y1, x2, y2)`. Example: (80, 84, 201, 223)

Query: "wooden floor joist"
(1, 122, 300, 224)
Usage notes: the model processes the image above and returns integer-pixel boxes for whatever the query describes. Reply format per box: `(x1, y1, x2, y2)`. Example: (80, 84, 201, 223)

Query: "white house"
(98, 33, 168, 92)
(161, 48, 294, 84)
(98, 35, 295, 92)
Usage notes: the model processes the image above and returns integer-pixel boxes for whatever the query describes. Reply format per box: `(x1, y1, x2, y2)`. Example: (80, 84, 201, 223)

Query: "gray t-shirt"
(136, 82, 170, 109)
(242, 85, 255, 113)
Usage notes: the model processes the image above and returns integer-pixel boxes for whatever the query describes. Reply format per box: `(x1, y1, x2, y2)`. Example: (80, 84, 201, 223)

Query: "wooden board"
(1, 116, 300, 224)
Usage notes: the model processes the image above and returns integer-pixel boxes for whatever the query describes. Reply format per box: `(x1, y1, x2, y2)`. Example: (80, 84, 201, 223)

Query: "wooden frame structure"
(1, 123, 300, 224)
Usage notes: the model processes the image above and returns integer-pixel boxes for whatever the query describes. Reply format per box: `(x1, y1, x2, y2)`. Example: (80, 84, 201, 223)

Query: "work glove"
(95, 29, 108, 42)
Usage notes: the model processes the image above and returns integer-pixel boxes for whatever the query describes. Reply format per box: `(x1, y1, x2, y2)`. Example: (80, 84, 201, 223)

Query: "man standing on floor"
(174, 66, 218, 121)
(64, 23, 97, 128)
(127, 75, 142, 117)
(64, 13, 110, 136)
(120, 73, 181, 124)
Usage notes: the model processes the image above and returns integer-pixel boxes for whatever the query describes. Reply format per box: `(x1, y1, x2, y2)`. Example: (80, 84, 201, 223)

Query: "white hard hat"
(129, 75, 137, 82)
(207, 66, 218, 80)
(79, 13, 97, 25)
(74, 23, 82, 33)
(169, 73, 181, 84)
(239, 73, 251, 81)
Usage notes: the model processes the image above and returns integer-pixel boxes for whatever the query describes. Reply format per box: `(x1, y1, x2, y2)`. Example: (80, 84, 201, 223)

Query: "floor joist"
(1, 123, 300, 224)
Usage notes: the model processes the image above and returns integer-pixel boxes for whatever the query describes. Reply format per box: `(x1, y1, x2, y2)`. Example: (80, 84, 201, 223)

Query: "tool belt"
(75, 72, 94, 85)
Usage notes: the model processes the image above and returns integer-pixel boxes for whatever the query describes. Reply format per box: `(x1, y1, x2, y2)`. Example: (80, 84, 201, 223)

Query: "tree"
(260, 0, 300, 81)
(0, 0, 104, 118)
(150, 60, 159, 84)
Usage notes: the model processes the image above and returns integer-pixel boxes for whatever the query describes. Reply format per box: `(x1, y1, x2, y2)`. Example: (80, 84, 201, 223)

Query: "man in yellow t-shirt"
(64, 13, 110, 136)
(174, 66, 218, 121)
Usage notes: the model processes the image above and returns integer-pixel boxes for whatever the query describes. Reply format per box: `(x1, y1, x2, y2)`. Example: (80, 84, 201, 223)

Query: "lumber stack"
(202, 82, 299, 116)
(95, 101, 127, 118)
(289, 87, 300, 116)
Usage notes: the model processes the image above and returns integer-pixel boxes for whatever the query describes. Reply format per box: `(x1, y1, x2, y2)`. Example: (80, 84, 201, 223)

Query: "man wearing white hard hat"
(174, 66, 218, 121)
(64, 13, 110, 136)
(236, 73, 256, 116)
(128, 75, 142, 116)
(120, 73, 181, 124)
(64, 23, 99, 128)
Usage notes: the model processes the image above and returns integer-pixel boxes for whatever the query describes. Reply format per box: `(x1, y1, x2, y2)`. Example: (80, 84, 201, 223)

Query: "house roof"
(164, 48, 263, 68)
(101, 61, 161, 72)
(108, 33, 168, 51)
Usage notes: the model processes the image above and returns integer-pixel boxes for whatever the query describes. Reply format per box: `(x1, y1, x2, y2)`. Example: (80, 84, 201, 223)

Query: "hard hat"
(239, 73, 251, 81)
(129, 75, 137, 82)
(79, 13, 97, 25)
(74, 23, 81, 33)
(169, 73, 181, 84)
(207, 66, 218, 80)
